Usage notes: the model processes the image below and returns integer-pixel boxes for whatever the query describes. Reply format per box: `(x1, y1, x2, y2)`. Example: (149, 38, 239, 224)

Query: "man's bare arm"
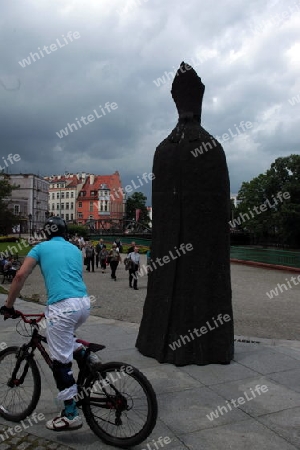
(5, 257, 37, 308)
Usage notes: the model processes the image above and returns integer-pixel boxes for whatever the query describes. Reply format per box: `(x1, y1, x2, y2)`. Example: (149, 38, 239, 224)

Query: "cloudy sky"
(1, 0, 299, 204)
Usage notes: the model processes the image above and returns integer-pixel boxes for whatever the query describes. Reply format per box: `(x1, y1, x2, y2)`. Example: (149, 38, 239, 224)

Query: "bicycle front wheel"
(0, 346, 41, 422)
(82, 361, 158, 448)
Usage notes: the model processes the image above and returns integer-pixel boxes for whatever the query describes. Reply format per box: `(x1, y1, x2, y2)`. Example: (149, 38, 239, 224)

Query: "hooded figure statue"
(136, 62, 234, 366)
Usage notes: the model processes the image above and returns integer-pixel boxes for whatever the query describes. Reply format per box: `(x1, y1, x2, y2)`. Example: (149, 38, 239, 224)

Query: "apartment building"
(5, 173, 49, 232)
(77, 171, 125, 229)
(44, 173, 84, 222)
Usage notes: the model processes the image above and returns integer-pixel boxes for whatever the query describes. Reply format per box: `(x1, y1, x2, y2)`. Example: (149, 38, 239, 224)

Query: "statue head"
(171, 62, 205, 122)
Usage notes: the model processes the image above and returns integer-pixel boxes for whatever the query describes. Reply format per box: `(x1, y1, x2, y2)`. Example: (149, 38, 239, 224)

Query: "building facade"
(44, 173, 84, 222)
(44, 171, 125, 230)
(6, 174, 49, 233)
(77, 172, 125, 230)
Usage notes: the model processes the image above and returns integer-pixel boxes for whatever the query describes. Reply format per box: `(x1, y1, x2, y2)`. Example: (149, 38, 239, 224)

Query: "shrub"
(67, 225, 88, 238)
(0, 236, 20, 243)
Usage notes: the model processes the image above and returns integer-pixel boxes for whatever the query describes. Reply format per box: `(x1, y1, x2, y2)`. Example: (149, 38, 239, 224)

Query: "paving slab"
(0, 295, 299, 449)
(209, 375, 300, 417)
(233, 346, 300, 374)
(180, 419, 299, 450)
(257, 406, 300, 449)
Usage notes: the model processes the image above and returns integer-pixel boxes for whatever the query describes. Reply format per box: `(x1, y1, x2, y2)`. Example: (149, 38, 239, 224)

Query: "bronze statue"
(136, 62, 234, 365)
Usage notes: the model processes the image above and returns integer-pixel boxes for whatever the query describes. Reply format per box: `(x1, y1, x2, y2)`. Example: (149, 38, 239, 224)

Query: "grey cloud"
(0, 0, 299, 204)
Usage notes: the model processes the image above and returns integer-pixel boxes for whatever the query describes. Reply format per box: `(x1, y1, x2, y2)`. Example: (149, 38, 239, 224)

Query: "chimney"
(90, 174, 95, 185)
(82, 172, 86, 181)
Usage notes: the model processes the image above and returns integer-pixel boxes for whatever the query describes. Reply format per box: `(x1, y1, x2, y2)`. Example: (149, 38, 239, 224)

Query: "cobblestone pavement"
(1, 255, 299, 340)
(0, 426, 73, 450)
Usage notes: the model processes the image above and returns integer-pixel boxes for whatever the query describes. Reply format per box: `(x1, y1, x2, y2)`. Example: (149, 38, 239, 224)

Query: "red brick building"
(77, 171, 125, 230)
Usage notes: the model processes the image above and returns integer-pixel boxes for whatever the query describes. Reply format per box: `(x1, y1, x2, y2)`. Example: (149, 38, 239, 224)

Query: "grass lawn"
(0, 241, 31, 258)
(0, 286, 8, 295)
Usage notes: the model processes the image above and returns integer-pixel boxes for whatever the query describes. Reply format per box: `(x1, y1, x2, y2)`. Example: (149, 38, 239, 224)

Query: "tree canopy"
(125, 192, 150, 227)
(234, 155, 300, 247)
(0, 177, 18, 235)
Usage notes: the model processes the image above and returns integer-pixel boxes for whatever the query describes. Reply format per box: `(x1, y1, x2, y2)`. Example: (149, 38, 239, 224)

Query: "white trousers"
(45, 296, 90, 363)
(45, 297, 90, 401)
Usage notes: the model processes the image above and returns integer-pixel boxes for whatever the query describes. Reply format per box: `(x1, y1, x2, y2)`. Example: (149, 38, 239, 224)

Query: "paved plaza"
(0, 258, 299, 449)
(8, 255, 300, 341)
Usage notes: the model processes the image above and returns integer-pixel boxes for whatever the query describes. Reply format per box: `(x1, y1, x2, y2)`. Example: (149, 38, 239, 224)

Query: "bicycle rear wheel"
(0, 346, 41, 422)
(82, 362, 157, 448)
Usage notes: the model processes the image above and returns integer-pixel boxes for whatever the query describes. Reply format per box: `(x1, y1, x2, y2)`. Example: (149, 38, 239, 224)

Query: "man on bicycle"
(0, 216, 90, 431)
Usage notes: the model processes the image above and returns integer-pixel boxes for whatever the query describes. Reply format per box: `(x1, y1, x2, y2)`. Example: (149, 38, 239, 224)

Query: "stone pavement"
(4, 254, 300, 340)
(0, 295, 299, 449)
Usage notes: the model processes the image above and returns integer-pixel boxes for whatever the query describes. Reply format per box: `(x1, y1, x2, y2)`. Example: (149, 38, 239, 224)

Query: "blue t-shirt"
(27, 237, 88, 305)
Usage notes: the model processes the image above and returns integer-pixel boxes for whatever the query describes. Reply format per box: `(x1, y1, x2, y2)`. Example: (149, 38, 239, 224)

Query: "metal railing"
(230, 246, 300, 268)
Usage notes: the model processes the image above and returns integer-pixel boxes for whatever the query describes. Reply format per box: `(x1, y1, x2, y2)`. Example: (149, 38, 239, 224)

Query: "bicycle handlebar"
(1, 309, 45, 323)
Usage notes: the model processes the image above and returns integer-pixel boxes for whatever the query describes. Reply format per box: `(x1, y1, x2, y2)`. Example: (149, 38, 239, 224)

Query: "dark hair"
(43, 216, 67, 240)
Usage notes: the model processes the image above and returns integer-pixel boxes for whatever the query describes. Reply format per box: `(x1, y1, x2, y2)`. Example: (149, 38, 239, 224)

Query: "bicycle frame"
(7, 311, 129, 410)
(8, 311, 95, 391)
(0, 309, 158, 447)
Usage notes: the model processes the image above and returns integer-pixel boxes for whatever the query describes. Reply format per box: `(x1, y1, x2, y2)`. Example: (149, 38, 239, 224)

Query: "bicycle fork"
(7, 346, 34, 388)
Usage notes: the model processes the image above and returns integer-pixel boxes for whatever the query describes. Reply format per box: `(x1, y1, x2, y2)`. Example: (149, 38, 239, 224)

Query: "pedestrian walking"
(99, 245, 108, 273)
(127, 241, 136, 255)
(108, 243, 121, 281)
(85, 240, 95, 272)
(95, 239, 104, 268)
(128, 246, 140, 290)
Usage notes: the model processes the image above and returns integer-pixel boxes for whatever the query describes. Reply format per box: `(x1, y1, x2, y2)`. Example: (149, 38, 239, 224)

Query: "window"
(66, 192, 69, 199)
(52, 204, 55, 210)
(61, 203, 64, 210)
(78, 202, 82, 208)
(66, 202, 69, 210)
(78, 212, 83, 218)
(100, 200, 110, 212)
(57, 203, 60, 210)
(71, 213, 73, 220)
(66, 214, 69, 221)
(71, 202, 74, 209)
(80, 191, 86, 197)
(61, 192, 65, 199)
(52, 193, 55, 199)
(14, 205, 20, 215)
(89, 201, 93, 212)
(71, 192, 74, 198)
(57, 192, 60, 199)
(61, 214, 64, 219)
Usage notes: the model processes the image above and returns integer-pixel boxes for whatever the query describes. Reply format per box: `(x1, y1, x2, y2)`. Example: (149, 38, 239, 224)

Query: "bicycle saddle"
(76, 338, 106, 352)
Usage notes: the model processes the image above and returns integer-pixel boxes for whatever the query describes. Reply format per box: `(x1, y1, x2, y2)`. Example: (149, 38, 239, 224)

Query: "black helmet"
(43, 216, 67, 240)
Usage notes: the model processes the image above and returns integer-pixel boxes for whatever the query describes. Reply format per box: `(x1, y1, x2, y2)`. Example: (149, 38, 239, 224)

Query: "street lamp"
(28, 213, 32, 237)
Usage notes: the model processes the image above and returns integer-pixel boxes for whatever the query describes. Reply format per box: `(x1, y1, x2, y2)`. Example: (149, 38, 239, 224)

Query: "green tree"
(125, 192, 150, 227)
(0, 177, 18, 235)
(67, 224, 89, 238)
(234, 155, 300, 247)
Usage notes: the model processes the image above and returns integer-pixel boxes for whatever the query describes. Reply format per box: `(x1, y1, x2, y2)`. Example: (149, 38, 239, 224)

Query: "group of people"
(0, 256, 18, 281)
(71, 237, 142, 289)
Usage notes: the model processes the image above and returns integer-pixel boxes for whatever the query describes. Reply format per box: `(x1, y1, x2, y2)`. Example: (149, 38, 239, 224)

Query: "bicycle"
(0, 309, 158, 448)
